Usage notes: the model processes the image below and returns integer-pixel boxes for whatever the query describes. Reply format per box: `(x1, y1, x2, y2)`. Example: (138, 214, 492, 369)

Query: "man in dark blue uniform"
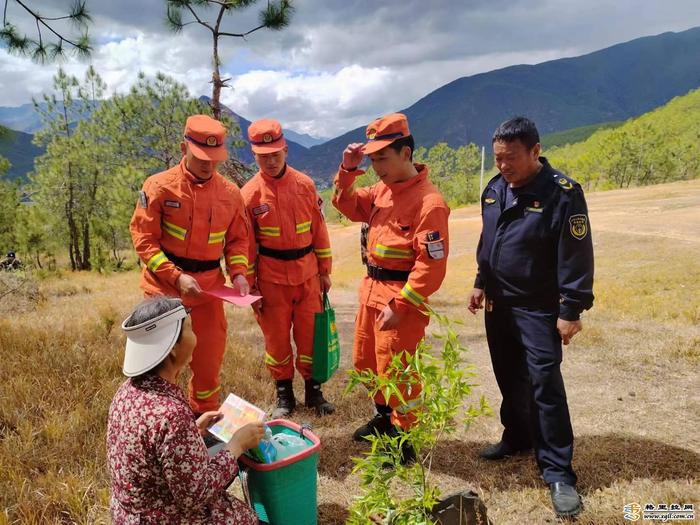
(468, 117, 594, 518)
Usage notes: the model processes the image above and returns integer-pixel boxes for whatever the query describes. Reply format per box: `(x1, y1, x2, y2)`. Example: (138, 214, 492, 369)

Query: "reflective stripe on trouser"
(254, 276, 322, 381)
(188, 297, 227, 413)
(352, 304, 429, 430)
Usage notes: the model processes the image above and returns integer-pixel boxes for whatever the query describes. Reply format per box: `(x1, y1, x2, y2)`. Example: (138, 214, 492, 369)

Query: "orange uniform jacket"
(241, 165, 332, 285)
(332, 164, 449, 313)
(130, 159, 251, 295)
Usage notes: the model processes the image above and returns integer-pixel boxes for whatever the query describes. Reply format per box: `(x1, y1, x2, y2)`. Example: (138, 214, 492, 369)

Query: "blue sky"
(1, 0, 700, 139)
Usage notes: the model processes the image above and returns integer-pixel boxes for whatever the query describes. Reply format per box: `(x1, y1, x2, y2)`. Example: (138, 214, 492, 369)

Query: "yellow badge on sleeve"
(569, 214, 588, 240)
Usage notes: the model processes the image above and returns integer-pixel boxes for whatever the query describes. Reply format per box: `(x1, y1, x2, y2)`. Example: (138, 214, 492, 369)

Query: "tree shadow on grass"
(318, 431, 367, 482)
(318, 502, 350, 525)
(429, 434, 699, 493)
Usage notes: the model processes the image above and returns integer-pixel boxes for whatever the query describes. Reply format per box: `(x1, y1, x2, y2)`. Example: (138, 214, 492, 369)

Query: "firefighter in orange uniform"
(332, 113, 450, 463)
(130, 114, 251, 415)
(241, 119, 335, 418)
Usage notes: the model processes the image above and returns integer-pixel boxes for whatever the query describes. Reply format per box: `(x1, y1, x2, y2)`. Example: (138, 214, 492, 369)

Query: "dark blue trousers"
(485, 303, 577, 485)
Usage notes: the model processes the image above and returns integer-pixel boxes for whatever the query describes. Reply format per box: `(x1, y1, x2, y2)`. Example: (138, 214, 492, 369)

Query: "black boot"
(352, 404, 393, 441)
(479, 440, 532, 460)
(550, 482, 582, 517)
(304, 379, 335, 416)
(271, 379, 296, 419)
(386, 424, 417, 466)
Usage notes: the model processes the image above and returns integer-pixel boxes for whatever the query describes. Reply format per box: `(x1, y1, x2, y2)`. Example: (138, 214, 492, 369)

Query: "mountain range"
(2, 26, 700, 186)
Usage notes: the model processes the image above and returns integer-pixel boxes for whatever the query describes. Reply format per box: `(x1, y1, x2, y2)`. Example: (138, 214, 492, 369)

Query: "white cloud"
(223, 48, 573, 137)
(0, 32, 217, 106)
(224, 65, 393, 137)
(1, 0, 699, 139)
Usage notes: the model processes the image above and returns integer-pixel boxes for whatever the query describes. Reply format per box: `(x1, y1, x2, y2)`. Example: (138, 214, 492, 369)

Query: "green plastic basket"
(239, 419, 321, 525)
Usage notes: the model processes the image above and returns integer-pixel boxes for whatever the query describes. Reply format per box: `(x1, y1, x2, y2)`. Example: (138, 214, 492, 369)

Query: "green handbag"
(311, 292, 340, 383)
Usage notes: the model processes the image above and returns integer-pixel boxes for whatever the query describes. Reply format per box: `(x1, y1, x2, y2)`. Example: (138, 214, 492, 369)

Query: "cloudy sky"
(2, 0, 700, 139)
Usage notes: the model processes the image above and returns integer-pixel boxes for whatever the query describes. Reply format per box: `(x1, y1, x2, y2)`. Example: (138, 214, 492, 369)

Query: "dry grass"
(1, 180, 699, 524)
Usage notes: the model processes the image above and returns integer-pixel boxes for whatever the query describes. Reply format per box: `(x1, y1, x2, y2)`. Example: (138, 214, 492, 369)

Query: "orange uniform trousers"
(146, 268, 228, 414)
(353, 303, 430, 430)
(254, 276, 322, 381)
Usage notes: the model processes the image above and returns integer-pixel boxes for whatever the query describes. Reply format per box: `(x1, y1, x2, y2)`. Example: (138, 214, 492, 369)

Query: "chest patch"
(484, 198, 497, 205)
(164, 200, 181, 208)
(253, 203, 270, 216)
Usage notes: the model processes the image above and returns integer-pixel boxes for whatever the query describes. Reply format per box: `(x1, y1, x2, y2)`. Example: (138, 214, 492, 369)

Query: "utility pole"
(479, 145, 486, 197)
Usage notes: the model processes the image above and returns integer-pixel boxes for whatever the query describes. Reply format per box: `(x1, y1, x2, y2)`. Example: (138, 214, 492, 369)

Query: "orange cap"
(362, 113, 411, 155)
(248, 118, 287, 154)
(183, 115, 228, 161)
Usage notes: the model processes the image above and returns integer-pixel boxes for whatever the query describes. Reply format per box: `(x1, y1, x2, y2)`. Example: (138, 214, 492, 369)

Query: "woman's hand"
(196, 411, 223, 436)
(226, 422, 265, 458)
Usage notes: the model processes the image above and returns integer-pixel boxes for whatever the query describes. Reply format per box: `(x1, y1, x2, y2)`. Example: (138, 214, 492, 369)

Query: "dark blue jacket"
(474, 157, 594, 320)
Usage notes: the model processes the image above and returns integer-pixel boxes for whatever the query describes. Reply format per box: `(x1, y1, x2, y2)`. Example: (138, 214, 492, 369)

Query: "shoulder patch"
(423, 230, 445, 259)
(426, 230, 441, 242)
(138, 191, 148, 209)
(569, 214, 589, 240)
(484, 197, 497, 205)
(164, 200, 180, 208)
(426, 240, 445, 260)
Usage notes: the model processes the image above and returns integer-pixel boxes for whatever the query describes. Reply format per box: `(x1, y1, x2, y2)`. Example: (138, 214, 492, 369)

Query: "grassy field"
(1, 180, 699, 524)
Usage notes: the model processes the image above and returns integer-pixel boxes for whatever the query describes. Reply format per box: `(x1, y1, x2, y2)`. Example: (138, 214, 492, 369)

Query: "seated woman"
(107, 297, 263, 524)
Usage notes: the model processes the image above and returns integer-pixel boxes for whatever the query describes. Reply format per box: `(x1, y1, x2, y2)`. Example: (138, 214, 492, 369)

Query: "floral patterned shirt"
(107, 375, 257, 524)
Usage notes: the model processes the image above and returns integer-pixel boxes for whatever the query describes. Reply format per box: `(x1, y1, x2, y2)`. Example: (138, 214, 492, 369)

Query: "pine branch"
(166, 0, 293, 38)
(2, 0, 92, 62)
(260, 0, 292, 30)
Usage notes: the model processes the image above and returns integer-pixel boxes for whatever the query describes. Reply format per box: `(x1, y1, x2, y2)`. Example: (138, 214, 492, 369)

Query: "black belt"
(258, 244, 313, 261)
(366, 264, 410, 282)
(163, 251, 220, 273)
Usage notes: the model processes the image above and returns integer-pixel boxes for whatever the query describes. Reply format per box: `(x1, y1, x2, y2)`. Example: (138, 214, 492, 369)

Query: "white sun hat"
(121, 302, 189, 377)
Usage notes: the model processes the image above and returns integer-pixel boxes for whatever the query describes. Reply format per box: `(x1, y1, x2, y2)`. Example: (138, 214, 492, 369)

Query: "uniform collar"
(179, 157, 217, 186)
(259, 164, 291, 185)
(384, 163, 428, 194)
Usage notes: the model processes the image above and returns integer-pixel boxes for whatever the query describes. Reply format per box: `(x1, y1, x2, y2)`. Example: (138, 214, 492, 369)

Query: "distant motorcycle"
(0, 252, 23, 271)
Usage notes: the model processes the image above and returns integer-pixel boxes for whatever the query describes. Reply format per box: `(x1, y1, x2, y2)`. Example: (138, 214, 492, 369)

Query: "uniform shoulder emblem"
(552, 172, 577, 192)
